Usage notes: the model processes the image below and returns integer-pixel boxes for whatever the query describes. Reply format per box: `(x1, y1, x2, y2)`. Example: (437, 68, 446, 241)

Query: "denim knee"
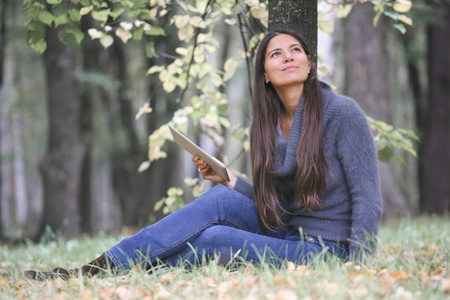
(190, 226, 243, 264)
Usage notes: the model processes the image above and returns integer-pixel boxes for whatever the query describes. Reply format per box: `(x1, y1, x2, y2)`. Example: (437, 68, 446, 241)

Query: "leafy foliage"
(367, 116, 419, 163)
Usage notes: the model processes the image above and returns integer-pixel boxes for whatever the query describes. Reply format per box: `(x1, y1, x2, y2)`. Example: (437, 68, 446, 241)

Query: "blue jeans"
(105, 186, 349, 271)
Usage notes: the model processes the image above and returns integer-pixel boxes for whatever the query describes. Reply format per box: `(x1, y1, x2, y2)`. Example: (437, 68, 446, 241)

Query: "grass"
(1, 216, 449, 299)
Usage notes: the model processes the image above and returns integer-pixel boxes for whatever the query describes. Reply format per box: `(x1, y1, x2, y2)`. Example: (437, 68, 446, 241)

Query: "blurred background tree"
(0, 0, 447, 241)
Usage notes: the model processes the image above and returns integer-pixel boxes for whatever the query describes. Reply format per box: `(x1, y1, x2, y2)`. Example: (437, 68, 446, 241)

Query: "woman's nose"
(284, 53, 294, 62)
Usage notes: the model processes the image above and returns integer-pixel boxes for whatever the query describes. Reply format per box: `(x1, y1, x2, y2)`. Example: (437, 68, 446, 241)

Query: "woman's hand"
(192, 156, 237, 189)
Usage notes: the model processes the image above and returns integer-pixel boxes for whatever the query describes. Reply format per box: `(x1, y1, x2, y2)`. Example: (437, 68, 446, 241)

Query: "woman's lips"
(282, 65, 298, 71)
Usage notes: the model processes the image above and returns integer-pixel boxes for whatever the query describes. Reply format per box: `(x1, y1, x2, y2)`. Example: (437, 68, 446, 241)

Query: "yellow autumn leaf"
(223, 58, 238, 82)
(172, 15, 190, 28)
(325, 282, 339, 296)
(135, 104, 153, 120)
(393, 0, 412, 13)
(100, 34, 114, 49)
(119, 21, 133, 31)
(286, 261, 296, 272)
(115, 28, 132, 43)
(398, 14, 413, 26)
(178, 24, 195, 41)
(80, 6, 93, 16)
(441, 277, 450, 294)
(189, 15, 206, 28)
(251, 3, 268, 28)
(87, 28, 102, 39)
(194, 45, 207, 63)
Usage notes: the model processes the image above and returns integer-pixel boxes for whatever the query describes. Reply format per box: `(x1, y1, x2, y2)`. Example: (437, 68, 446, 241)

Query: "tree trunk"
(79, 17, 117, 233)
(109, 40, 143, 227)
(0, 0, 6, 238)
(420, 2, 450, 213)
(0, 0, 5, 85)
(268, 0, 318, 65)
(40, 20, 83, 236)
(343, 2, 409, 218)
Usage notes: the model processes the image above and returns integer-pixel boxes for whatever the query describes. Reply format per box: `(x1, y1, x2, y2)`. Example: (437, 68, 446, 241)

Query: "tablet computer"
(168, 125, 230, 182)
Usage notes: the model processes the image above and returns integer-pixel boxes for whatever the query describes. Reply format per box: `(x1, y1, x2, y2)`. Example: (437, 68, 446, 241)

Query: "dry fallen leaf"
(441, 277, 450, 294)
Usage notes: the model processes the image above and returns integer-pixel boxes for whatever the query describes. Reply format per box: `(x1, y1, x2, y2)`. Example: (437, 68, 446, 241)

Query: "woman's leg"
(105, 185, 262, 272)
(161, 226, 328, 267)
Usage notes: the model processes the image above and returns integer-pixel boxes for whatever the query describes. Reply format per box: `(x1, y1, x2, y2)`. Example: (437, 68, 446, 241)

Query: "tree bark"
(343, 2, 409, 217)
(0, 0, 6, 239)
(421, 2, 450, 213)
(79, 17, 117, 233)
(268, 0, 317, 65)
(40, 20, 83, 236)
(0, 0, 5, 85)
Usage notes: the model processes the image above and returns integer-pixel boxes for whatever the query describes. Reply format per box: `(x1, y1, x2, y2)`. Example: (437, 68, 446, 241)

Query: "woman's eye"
(292, 47, 301, 52)
(271, 52, 280, 58)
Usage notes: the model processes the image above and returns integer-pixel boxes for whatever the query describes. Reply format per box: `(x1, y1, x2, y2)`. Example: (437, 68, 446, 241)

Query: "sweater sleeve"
(335, 98, 382, 259)
(233, 176, 255, 201)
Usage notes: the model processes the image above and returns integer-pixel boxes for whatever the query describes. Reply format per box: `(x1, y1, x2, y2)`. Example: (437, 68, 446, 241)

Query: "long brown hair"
(251, 29, 326, 231)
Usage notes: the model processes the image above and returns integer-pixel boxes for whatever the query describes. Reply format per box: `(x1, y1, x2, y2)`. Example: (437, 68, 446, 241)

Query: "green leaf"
(133, 25, 144, 40)
(218, 100, 228, 115)
(144, 26, 166, 36)
(26, 29, 44, 49)
(68, 8, 82, 22)
(58, 25, 84, 46)
(30, 40, 47, 54)
(27, 20, 45, 34)
(38, 10, 54, 26)
(377, 146, 393, 163)
(137, 160, 151, 173)
(133, 0, 148, 9)
(393, 153, 405, 164)
(92, 9, 110, 22)
(154, 198, 165, 211)
(146, 65, 165, 75)
(27, 7, 41, 19)
(335, 4, 353, 18)
(145, 41, 157, 58)
(384, 11, 399, 21)
(54, 13, 69, 27)
(219, 117, 230, 128)
(393, 23, 407, 34)
(46, 0, 62, 4)
(52, 4, 68, 16)
(80, 6, 93, 15)
(233, 128, 244, 140)
(111, 5, 125, 20)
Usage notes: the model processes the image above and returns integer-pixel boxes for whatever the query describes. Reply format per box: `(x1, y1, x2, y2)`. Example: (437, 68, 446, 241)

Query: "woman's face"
(264, 34, 311, 90)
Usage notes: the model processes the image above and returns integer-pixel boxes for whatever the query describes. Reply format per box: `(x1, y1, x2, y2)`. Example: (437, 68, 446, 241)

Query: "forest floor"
(1, 216, 449, 299)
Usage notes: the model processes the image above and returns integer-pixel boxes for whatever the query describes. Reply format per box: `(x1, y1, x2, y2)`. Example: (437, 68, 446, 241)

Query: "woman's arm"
(336, 98, 383, 259)
(192, 156, 237, 188)
(192, 156, 255, 200)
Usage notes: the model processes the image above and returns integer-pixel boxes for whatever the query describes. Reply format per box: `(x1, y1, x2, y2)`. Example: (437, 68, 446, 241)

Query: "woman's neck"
(276, 85, 303, 138)
(275, 84, 303, 119)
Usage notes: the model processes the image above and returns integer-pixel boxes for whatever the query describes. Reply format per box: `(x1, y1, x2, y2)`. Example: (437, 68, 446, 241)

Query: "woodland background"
(0, 0, 449, 242)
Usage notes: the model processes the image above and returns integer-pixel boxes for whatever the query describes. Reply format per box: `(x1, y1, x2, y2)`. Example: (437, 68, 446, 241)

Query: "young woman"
(26, 29, 382, 280)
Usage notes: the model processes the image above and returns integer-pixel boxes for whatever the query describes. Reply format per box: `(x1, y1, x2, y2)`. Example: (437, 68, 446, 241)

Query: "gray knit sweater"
(233, 82, 382, 257)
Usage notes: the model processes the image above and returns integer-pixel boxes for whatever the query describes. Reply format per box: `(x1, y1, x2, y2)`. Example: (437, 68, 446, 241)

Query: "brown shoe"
(24, 267, 75, 281)
(24, 253, 114, 281)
